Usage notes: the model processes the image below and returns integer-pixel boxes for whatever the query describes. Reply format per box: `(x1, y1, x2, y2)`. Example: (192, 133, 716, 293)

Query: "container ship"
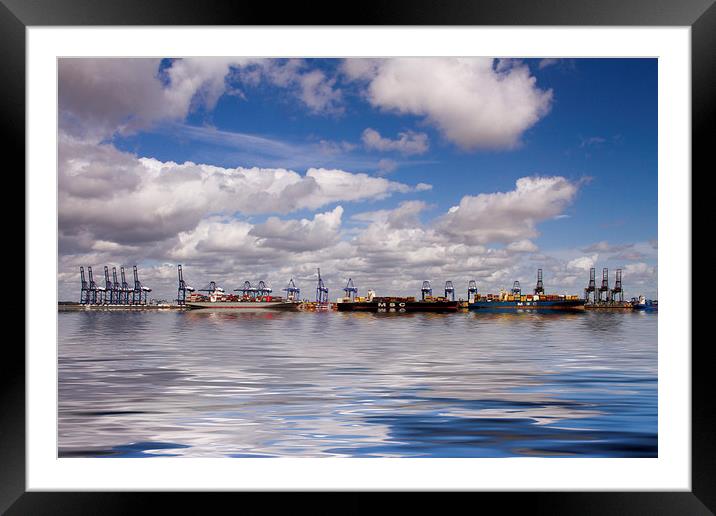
(468, 279, 585, 311)
(185, 285, 299, 310)
(336, 288, 459, 313)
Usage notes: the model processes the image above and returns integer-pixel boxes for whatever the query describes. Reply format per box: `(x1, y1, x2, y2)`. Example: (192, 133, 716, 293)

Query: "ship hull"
(186, 301, 299, 310)
(337, 300, 459, 312)
(633, 304, 658, 311)
(468, 300, 585, 311)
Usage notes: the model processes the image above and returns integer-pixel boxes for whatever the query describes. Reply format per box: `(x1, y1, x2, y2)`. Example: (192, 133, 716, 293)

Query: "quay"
(64, 264, 656, 314)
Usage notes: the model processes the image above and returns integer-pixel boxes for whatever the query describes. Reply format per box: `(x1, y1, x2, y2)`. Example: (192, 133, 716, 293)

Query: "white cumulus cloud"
(249, 207, 344, 252)
(437, 176, 578, 245)
(344, 58, 553, 150)
(59, 57, 258, 140)
(567, 254, 599, 271)
(59, 58, 344, 141)
(507, 240, 539, 253)
(361, 128, 429, 155)
(59, 137, 426, 251)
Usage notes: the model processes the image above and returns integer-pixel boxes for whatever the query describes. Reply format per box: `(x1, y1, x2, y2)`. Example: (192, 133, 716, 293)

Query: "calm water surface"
(58, 310, 657, 457)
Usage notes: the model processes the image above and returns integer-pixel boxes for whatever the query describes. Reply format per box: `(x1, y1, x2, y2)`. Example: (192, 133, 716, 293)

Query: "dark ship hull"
(337, 298, 459, 312)
(468, 299, 585, 311)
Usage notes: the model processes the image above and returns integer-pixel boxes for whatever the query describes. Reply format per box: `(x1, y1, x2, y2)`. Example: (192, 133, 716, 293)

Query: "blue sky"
(58, 57, 657, 300)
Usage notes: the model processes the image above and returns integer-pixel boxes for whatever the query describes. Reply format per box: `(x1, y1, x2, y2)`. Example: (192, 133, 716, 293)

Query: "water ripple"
(58, 310, 657, 457)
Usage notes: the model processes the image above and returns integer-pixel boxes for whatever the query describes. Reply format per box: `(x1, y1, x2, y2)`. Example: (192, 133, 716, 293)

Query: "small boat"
(632, 296, 658, 311)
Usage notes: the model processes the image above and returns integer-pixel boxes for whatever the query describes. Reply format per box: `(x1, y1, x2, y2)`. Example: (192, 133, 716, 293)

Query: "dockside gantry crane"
(283, 278, 300, 301)
(79, 266, 90, 304)
(534, 269, 545, 295)
(584, 267, 597, 303)
(421, 280, 432, 300)
(343, 278, 358, 301)
(104, 266, 114, 304)
(112, 267, 121, 305)
(316, 268, 329, 303)
(597, 268, 610, 303)
(235, 281, 255, 298)
(201, 281, 221, 297)
(610, 269, 624, 302)
(444, 281, 455, 301)
(467, 280, 478, 303)
(177, 264, 194, 305)
(256, 280, 272, 298)
(132, 265, 151, 304)
(120, 267, 130, 304)
(511, 281, 522, 297)
(87, 266, 99, 304)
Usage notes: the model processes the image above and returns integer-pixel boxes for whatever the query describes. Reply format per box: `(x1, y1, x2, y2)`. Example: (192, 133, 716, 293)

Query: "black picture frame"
(3, 0, 708, 512)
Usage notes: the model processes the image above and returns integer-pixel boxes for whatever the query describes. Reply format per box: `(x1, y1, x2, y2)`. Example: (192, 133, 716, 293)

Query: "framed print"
(4, 0, 710, 512)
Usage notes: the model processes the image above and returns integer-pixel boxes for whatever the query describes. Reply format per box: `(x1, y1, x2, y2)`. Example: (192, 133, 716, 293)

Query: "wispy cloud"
(172, 123, 301, 157)
(579, 136, 606, 148)
(538, 58, 559, 70)
(159, 123, 439, 174)
(160, 123, 379, 171)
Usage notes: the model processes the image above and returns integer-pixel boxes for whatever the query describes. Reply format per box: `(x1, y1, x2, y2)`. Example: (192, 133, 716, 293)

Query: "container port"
(69, 265, 162, 310)
(64, 265, 656, 313)
(581, 267, 656, 310)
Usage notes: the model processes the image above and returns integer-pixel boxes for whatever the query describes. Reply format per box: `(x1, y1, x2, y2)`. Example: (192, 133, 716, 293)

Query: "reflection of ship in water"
(469, 297, 585, 312)
(183, 308, 291, 321)
(336, 280, 459, 313)
(579, 310, 629, 335)
(468, 310, 585, 322)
